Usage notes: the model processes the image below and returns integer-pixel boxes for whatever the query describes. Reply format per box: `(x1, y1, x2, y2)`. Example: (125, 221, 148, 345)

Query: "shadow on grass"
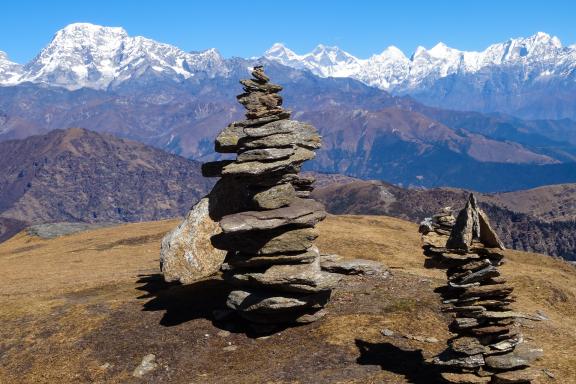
(135, 274, 295, 337)
(355, 339, 446, 384)
(136, 274, 231, 326)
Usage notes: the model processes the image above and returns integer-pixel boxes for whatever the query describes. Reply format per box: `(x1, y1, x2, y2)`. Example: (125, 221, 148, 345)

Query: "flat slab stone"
(457, 259, 492, 271)
(240, 79, 282, 93)
(442, 252, 481, 261)
(237, 147, 294, 162)
(252, 183, 296, 210)
(452, 317, 484, 330)
(211, 227, 319, 255)
(485, 343, 543, 370)
(320, 258, 389, 276)
(239, 126, 321, 150)
(470, 325, 512, 336)
(222, 147, 314, 176)
(235, 113, 290, 128)
(432, 352, 485, 368)
(457, 265, 501, 285)
(461, 284, 514, 299)
(219, 199, 325, 233)
(226, 289, 329, 314)
(243, 120, 315, 138)
(481, 311, 530, 320)
(226, 262, 342, 293)
(450, 337, 489, 355)
(492, 368, 541, 383)
(227, 246, 319, 268)
(441, 372, 491, 384)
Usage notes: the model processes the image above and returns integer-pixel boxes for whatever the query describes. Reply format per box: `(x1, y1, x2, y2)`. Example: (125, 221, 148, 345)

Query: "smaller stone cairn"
(202, 65, 341, 327)
(421, 194, 542, 384)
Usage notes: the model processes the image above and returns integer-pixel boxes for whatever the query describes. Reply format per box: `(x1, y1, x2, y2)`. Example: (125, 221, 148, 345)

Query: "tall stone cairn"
(202, 65, 341, 326)
(421, 194, 542, 384)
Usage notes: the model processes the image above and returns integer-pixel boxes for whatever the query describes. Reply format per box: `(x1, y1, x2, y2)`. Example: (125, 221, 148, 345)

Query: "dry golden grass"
(0, 214, 574, 383)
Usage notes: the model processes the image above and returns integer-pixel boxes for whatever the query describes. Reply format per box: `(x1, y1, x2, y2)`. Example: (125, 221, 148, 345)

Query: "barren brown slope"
(0, 215, 574, 383)
(0, 128, 212, 240)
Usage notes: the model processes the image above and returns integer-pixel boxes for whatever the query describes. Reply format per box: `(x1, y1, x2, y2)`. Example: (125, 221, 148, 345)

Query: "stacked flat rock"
(420, 206, 456, 236)
(202, 66, 340, 326)
(422, 194, 542, 384)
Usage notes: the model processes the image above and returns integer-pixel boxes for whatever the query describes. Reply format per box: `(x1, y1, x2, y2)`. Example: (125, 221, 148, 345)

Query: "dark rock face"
(422, 197, 542, 383)
(0, 128, 211, 239)
(204, 66, 340, 326)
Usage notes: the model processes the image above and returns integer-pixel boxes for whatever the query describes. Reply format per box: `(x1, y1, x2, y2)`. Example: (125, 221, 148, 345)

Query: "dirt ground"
(0, 215, 574, 383)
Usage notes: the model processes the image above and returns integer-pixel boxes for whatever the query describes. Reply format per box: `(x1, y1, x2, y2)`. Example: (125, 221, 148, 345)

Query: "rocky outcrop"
(203, 66, 340, 326)
(160, 198, 227, 284)
(422, 194, 542, 383)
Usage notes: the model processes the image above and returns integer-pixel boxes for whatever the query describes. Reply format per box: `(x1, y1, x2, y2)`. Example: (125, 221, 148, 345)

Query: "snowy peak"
(264, 32, 574, 91)
(264, 43, 298, 60)
(0, 27, 574, 93)
(265, 42, 362, 77)
(372, 46, 408, 61)
(0, 51, 23, 84)
(8, 22, 229, 90)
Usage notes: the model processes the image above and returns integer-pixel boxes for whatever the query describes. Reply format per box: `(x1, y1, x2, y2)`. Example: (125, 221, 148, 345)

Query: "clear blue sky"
(1, 0, 575, 63)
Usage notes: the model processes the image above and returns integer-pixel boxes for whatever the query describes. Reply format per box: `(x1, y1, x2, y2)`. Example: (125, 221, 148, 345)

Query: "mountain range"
(265, 32, 576, 120)
(0, 23, 575, 192)
(2, 24, 575, 120)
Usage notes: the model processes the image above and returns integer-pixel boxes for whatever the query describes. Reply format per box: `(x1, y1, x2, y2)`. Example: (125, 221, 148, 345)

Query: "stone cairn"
(421, 194, 542, 383)
(202, 65, 341, 327)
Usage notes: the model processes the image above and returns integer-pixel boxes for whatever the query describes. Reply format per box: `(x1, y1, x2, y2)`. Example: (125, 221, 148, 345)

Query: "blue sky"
(1, 0, 575, 63)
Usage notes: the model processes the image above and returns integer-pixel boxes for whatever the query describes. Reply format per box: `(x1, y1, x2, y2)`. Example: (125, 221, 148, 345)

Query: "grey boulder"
(160, 198, 226, 284)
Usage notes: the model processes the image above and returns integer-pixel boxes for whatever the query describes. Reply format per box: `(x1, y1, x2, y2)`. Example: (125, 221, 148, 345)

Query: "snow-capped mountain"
(265, 32, 576, 92)
(1, 24, 576, 119)
(3, 23, 230, 90)
(0, 51, 23, 84)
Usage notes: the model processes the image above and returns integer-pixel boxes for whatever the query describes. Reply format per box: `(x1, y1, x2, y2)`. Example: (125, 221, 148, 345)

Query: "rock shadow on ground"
(136, 274, 231, 326)
(355, 339, 445, 384)
(135, 274, 299, 337)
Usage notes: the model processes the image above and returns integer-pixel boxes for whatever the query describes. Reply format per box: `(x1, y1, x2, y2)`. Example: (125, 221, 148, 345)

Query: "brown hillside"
(312, 179, 576, 260)
(0, 128, 212, 238)
(0, 215, 574, 383)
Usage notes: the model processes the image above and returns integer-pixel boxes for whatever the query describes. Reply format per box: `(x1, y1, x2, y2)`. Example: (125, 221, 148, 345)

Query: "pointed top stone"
(446, 193, 505, 251)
